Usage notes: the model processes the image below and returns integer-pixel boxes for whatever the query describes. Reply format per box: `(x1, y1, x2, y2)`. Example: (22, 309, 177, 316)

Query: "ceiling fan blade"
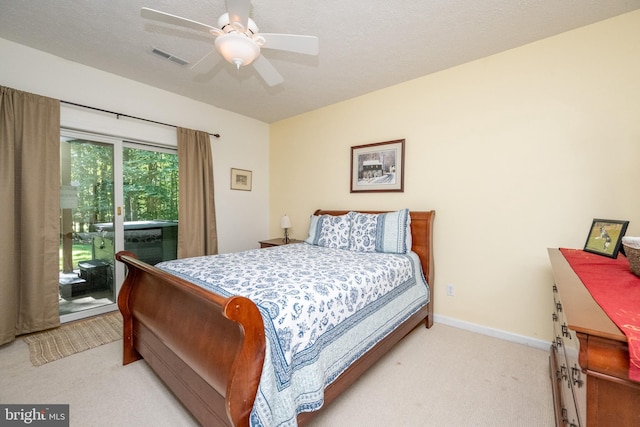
(226, 0, 251, 30)
(190, 49, 220, 71)
(252, 55, 284, 87)
(141, 7, 220, 34)
(259, 34, 319, 55)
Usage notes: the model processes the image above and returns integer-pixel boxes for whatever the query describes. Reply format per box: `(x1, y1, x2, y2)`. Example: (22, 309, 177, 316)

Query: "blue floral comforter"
(156, 243, 429, 426)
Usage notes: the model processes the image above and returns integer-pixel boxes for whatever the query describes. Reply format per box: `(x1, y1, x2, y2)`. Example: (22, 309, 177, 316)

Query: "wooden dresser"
(548, 248, 640, 426)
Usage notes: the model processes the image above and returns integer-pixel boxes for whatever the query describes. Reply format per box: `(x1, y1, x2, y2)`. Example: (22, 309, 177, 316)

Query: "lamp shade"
(280, 215, 292, 229)
(215, 33, 260, 68)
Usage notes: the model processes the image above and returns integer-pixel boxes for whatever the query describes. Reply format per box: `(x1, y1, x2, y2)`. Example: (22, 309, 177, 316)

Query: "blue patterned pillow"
(349, 212, 378, 252)
(349, 209, 412, 254)
(305, 214, 351, 250)
(305, 215, 321, 244)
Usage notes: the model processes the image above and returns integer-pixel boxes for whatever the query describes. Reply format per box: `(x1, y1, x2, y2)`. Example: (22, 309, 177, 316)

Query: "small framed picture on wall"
(230, 168, 252, 191)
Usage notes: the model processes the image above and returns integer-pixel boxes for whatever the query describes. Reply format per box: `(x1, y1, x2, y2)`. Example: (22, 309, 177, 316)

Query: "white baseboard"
(433, 314, 551, 351)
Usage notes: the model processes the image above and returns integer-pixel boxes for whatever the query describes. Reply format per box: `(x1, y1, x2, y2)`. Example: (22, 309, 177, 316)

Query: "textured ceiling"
(1, 0, 639, 123)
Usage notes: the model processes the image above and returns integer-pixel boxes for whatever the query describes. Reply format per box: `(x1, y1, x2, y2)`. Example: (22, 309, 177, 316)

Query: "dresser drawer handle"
(556, 302, 562, 312)
(552, 313, 558, 322)
(561, 408, 578, 427)
(571, 365, 584, 388)
(562, 324, 571, 338)
(555, 336, 563, 348)
(552, 284, 558, 293)
(557, 364, 568, 383)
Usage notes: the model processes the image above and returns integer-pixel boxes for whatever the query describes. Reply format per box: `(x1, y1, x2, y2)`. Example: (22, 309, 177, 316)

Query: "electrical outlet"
(446, 284, 455, 296)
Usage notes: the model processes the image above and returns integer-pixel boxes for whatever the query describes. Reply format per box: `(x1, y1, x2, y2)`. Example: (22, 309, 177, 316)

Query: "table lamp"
(281, 214, 292, 243)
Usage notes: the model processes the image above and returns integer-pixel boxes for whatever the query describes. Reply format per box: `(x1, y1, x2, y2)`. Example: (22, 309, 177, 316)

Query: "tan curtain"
(0, 86, 61, 345)
(177, 127, 218, 258)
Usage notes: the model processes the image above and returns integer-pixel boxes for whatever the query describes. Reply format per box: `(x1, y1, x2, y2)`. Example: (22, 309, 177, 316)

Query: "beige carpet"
(22, 312, 122, 366)
(1, 322, 554, 426)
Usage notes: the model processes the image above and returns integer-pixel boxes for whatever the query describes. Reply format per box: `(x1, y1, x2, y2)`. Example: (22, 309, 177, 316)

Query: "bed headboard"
(313, 209, 435, 288)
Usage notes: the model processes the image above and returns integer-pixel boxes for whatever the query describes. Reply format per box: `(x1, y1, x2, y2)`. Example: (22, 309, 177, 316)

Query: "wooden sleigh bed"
(116, 209, 435, 426)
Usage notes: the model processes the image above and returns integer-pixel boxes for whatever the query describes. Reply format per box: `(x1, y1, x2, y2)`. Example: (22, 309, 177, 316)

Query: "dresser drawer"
(552, 284, 582, 427)
(563, 327, 585, 425)
(550, 345, 580, 427)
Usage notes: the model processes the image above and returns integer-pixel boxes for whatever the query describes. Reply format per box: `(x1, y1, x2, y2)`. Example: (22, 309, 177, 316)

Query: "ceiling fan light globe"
(215, 33, 260, 67)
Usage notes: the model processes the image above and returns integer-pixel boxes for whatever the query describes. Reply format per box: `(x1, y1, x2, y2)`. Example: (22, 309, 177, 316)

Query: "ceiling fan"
(141, 0, 319, 87)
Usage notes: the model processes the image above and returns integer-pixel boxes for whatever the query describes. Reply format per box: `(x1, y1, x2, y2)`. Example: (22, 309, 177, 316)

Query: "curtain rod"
(61, 100, 221, 138)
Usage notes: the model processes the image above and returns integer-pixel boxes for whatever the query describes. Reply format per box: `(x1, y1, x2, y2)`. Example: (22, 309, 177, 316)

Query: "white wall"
(0, 38, 270, 254)
(269, 11, 640, 343)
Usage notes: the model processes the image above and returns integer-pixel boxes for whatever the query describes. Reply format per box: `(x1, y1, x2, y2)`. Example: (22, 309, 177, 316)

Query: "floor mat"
(22, 312, 122, 366)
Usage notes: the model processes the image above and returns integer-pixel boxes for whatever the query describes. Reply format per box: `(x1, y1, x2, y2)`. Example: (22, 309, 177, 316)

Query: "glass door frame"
(60, 129, 125, 323)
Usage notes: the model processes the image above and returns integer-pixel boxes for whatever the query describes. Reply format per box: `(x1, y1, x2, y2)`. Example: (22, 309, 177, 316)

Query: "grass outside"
(59, 243, 92, 271)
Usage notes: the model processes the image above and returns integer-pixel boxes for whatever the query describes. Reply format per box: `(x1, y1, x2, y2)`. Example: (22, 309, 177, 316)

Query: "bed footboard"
(116, 251, 265, 426)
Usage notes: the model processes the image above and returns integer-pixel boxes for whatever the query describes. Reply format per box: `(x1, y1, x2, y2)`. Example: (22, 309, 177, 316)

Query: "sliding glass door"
(59, 131, 178, 322)
(59, 134, 116, 320)
(120, 144, 179, 265)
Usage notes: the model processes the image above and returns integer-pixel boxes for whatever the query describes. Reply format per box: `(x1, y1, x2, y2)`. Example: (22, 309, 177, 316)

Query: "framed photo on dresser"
(584, 218, 629, 258)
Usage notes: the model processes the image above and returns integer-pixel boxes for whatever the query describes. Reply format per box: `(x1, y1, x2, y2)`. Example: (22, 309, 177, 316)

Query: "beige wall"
(269, 11, 640, 342)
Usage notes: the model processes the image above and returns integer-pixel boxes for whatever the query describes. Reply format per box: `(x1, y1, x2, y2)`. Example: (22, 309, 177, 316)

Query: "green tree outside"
(66, 141, 178, 233)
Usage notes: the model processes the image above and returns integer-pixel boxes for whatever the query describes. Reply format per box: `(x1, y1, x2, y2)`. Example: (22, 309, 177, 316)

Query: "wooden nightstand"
(259, 238, 303, 248)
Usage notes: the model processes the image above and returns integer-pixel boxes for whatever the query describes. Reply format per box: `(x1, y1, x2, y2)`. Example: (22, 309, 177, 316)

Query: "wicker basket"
(624, 244, 640, 277)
